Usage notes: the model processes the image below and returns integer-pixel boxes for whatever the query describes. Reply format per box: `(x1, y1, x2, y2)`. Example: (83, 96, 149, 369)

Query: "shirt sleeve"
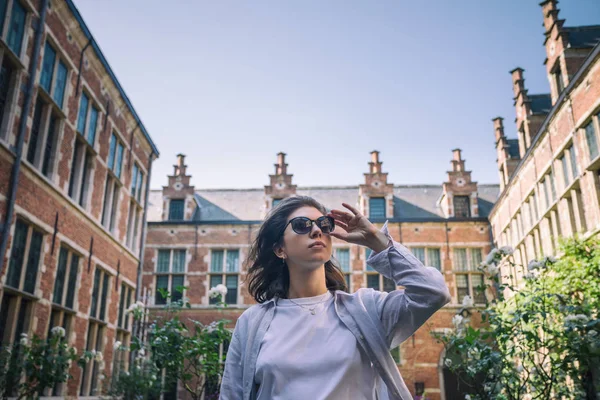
(366, 221, 452, 349)
(219, 317, 245, 399)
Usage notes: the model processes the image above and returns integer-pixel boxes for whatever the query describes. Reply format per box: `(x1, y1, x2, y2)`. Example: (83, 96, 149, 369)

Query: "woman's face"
(277, 206, 333, 270)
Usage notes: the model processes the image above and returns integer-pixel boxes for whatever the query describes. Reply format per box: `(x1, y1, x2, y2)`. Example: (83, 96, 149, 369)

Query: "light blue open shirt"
(219, 222, 451, 400)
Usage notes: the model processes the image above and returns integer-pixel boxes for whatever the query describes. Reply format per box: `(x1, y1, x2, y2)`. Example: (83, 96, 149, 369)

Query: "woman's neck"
(287, 264, 328, 299)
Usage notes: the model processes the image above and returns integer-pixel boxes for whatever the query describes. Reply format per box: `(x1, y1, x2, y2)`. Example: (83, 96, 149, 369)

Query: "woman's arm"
(219, 320, 245, 399)
(367, 222, 451, 349)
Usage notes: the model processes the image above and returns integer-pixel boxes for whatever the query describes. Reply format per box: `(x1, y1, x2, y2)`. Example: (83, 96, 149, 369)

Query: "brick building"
(490, 0, 600, 282)
(0, 0, 158, 397)
(145, 151, 499, 399)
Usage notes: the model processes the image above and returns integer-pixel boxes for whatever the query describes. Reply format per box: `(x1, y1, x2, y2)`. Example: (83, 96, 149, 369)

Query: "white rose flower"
(99, 374, 105, 381)
(215, 284, 228, 297)
(114, 341, 122, 351)
(206, 321, 218, 334)
(139, 348, 146, 357)
(565, 314, 590, 325)
(462, 295, 474, 308)
(499, 246, 514, 256)
(452, 315, 464, 329)
(527, 260, 543, 271)
(587, 330, 598, 338)
(465, 394, 472, 400)
(95, 351, 103, 362)
(444, 358, 452, 368)
(208, 288, 219, 299)
(485, 263, 500, 276)
(51, 326, 66, 338)
(20, 337, 29, 347)
(485, 249, 499, 265)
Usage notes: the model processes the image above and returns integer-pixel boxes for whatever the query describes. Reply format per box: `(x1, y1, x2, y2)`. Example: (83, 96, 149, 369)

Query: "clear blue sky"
(73, 0, 600, 190)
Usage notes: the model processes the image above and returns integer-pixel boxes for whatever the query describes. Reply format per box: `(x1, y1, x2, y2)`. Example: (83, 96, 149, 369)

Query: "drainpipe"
(75, 39, 92, 97)
(0, 0, 50, 272)
(134, 151, 155, 303)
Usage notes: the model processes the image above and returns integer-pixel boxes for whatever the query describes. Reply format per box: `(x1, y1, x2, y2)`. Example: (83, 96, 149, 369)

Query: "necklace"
(287, 293, 331, 315)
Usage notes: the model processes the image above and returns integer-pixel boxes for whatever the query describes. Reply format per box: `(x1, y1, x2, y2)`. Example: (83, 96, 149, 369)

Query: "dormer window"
(552, 62, 565, 94)
(369, 197, 385, 220)
(453, 195, 471, 218)
(168, 199, 185, 220)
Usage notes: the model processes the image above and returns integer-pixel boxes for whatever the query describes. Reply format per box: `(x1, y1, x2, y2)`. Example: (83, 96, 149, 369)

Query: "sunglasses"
(280, 216, 335, 237)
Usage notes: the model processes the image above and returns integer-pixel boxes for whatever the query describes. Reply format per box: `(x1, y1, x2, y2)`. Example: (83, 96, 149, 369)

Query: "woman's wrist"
(366, 230, 390, 253)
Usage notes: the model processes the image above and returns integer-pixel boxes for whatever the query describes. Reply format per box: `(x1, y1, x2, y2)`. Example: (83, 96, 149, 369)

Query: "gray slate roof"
(565, 26, 600, 49)
(529, 94, 552, 115)
(147, 185, 500, 223)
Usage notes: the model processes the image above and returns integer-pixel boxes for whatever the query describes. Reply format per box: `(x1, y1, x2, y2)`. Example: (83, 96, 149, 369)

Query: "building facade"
(145, 151, 498, 399)
(490, 0, 600, 282)
(0, 0, 158, 397)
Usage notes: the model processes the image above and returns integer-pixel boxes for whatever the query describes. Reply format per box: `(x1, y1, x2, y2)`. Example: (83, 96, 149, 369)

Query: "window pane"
(453, 248, 467, 272)
(99, 273, 109, 321)
(90, 268, 101, 318)
(456, 274, 469, 302)
(548, 171, 556, 201)
(168, 199, 184, 220)
(0, 0, 8, 35)
(454, 195, 471, 218)
(53, 61, 68, 107)
(569, 146, 578, 178)
(53, 247, 69, 305)
(226, 250, 239, 272)
(172, 250, 185, 273)
(87, 107, 98, 146)
(137, 171, 144, 202)
(155, 276, 168, 305)
(40, 42, 56, 93)
(225, 275, 238, 304)
(7, 0, 26, 55)
(108, 134, 116, 170)
(157, 250, 170, 272)
(336, 249, 350, 272)
(210, 250, 224, 272)
(365, 248, 374, 271)
(427, 248, 441, 271)
(118, 285, 126, 328)
(585, 121, 599, 160)
(209, 275, 222, 305)
(0, 58, 14, 126)
(131, 164, 138, 195)
(27, 98, 44, 164)
(366, 274, 379, 289)
(469, 249, 482, 271)
(42, 114, 58, 177)
(23, 230, 42, 294)
(561, 155, 570, 187)
(411, 248, 425, 264)
(77, 93, 89, 134)
(344, 274, 351, 290)
(171, 275, 184, 303)
(369, 197, 386, 219)
(115, 142, 124, 178)
(7, 219, 28, 288)
(272, 198, 281, 207)
(472, 274, 486, 304)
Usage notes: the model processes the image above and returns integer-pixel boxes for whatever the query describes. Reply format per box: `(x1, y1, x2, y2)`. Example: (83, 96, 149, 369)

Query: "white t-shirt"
(255, 291, 377, 400)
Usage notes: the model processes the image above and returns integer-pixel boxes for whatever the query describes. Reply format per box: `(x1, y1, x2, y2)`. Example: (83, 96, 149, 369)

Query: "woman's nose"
(309, 223, 323, 238)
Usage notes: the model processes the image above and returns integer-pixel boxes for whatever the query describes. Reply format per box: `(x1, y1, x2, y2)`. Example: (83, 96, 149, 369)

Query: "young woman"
(219, 196, 451, 400)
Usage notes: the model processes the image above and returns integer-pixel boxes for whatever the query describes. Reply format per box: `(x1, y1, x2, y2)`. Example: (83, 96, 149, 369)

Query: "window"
(369, 197, 385, 219)
(3, 0, 27, 57)
(530, 193, 539, 222)
(552, 63, 565, 94)
(80, 267, 110, 396)
(410, 247, 442, 271)
(77, 92, 99, 147)
(25, 96, 60, 178)
(39, 42, 68, 108)
(168, 199, 185, 220)
(335, 248, 351, 290)
(47, 246, 79, 396)
(101, 176, 120, 232)
(391, 345, 401, 365)
(68, 138, 93, 208)
(107, 132, 124, 178)
(0, 51, 19, 140)
(209, 249, 239, 305)
(272, 198, 282, 207)
(115, 284, 133, 374)
(584, 119, 599, 161)
(5, 218, 43, 294)
(131, 162, 145, 203)
(415, 382, 425, 397)
(547, 170, 557, 202)
(453, 248, 485, 304)
(126, 200, 142, 251)
(155, 249, 186, 305)
(365, 248, 396, 291)
(0, 219, 41, 349)
(453, 195, 471, 218)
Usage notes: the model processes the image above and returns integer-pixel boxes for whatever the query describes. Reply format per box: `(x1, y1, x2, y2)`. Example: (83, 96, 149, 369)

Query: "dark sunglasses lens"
(317, 216, 334, 233)
(291, 218, 312, 234)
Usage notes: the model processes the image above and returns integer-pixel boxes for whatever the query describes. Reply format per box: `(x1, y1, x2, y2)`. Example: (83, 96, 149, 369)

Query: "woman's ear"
(273, 243, 286, 259)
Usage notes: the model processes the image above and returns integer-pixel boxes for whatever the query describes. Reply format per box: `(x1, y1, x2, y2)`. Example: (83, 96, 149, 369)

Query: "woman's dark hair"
(246, 196, 348, 303)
